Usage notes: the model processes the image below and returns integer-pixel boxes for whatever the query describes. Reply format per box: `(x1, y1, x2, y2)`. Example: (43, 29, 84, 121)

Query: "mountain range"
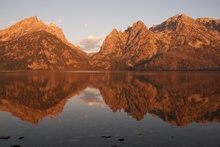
(0, 14, 220, 70)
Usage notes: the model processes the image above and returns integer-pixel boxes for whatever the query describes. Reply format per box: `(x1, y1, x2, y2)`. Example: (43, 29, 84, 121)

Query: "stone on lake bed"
(18, 136, 24, 140)
(118, 138, 124, 141)
(0, 136, 10, 140)
(10, 145, 20, 147)
(101, 135, 112, 138)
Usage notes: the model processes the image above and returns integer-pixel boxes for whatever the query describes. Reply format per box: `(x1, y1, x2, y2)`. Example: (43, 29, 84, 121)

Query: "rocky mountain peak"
(25, 16, 38, 22)
(98, 28, 127, 56)
(0, 16, 68, 43)
(125, 20, 149, 43)
(126, 20, 148, 33)
(150, 14, 194, 32)
(13, 16, 44, 30)
(133, 20, 147, 28)
(107, 28, 120, 37)
(111, 28, 118, 33)
(172, 14, 193, 21)
(165, 14, 194, 26)
(14, 16, 40, 26)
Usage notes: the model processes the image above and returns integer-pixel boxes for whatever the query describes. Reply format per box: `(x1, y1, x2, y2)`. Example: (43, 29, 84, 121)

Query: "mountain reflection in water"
(0, 71, 219, 126)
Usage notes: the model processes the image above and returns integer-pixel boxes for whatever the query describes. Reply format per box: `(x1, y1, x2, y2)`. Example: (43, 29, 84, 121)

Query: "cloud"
(79, 35, 105, 53)
(84, 23, 88, 27)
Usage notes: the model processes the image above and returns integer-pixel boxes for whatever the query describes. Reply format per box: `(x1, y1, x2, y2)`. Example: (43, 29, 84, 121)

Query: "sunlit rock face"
(92, 14, 220, 70)
(0, 16, 91, 70)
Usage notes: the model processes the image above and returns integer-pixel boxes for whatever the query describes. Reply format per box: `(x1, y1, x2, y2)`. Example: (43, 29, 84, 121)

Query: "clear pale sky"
(0, 0, 220, 52)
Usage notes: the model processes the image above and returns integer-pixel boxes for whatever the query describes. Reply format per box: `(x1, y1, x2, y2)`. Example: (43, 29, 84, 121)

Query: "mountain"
(0, 16, 91, 70)
(92, 14, 220, 70)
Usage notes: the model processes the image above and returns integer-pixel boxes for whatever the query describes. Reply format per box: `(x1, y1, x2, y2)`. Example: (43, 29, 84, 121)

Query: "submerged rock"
(0, 136, 10, 140)
(101, 135, 112, 138)
(10, 145, 20, 147)
(18, 136, 24, 140)
(118, 138, 124, 141)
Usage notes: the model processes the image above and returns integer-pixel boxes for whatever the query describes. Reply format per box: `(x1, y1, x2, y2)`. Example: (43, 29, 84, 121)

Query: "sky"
(0, 0, 220, 53)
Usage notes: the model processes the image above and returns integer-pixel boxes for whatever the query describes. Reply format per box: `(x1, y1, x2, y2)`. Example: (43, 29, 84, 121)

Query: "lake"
(0, 71, 219, 147)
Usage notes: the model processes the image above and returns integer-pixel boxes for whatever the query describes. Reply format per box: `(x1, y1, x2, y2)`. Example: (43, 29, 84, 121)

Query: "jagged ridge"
(0, 14, 220, 70)
(92, 14, 220, 70)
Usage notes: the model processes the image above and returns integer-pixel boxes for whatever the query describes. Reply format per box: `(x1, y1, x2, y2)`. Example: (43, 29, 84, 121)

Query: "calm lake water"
(0, 71, 219, 147)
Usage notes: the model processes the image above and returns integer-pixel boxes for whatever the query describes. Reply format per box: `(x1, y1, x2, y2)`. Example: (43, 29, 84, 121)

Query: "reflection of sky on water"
(77, 88, 105, 107)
